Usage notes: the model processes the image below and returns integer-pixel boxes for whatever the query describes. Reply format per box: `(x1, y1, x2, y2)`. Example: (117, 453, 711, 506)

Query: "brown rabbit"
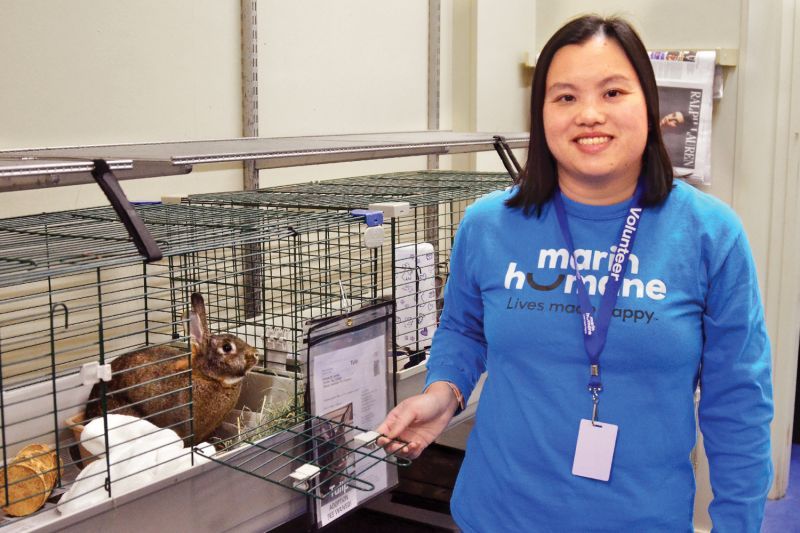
(85, 293, 258, 443)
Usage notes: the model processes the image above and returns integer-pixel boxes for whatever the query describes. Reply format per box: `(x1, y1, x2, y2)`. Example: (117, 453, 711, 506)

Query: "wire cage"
(186, 170, 512, 382)
(0, 202, 403, 527)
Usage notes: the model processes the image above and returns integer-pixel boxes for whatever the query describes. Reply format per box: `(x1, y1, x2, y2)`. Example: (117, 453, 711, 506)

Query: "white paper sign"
(394, 243, 438, 351)
(311, 334, 388, 526)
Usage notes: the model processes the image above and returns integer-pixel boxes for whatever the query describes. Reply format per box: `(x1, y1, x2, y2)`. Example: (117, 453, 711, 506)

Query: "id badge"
(572, 418, 618, 482)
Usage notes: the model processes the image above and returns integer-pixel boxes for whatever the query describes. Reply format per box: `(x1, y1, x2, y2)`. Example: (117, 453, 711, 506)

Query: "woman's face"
(660, 111, 684, 128)
(543, 35, 648, 190)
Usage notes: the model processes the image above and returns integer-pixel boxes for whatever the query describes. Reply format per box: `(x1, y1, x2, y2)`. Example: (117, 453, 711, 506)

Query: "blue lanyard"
(551, 184, 644, 419)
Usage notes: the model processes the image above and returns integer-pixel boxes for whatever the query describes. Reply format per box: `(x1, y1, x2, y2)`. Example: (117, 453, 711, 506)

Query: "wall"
(0, 0, 534, 203)
(735, 0, 800, 505)
(450, 0, 535, 171)
(0, 0, 244, 216)
(474, 0, 536, 170)
(254, 0, 433, 185)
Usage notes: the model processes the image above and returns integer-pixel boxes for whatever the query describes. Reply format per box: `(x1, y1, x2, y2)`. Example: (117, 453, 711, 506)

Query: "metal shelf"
(0, 131, 529, 192)
(0, 157, 135, 191)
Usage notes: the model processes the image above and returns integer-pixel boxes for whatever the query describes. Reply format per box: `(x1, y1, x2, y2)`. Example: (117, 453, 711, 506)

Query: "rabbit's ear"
(189, 293, 210, 346)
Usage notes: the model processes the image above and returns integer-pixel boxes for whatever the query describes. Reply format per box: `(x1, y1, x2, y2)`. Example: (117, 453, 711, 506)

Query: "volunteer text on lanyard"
(552, 184, 644, 481)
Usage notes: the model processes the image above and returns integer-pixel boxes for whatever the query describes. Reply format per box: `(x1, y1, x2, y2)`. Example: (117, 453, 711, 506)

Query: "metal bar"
(0, 159, 181, 192)
(0, 328, 9, 507)
(493, 136, 519, 179)
(241, 0, 259, 191)
(425, 2, 444, 277)
(96, 268, 113, 498)
(0, 133, 528, 191)
(390, 220, 399, 407)
(494, 135, 523, 180)
(253, 141, 517, 170)
(48, 301, 67, 488)
(1, 132, 528, 172)
(427, 0, 441, 171)
(239, 92, 265, 318)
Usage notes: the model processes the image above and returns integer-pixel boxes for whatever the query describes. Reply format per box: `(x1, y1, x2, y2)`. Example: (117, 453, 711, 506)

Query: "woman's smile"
(574, 133, 613, 150)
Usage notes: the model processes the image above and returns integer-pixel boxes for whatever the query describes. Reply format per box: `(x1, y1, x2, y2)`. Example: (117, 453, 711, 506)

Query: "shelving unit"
(0, 131, 528, 192)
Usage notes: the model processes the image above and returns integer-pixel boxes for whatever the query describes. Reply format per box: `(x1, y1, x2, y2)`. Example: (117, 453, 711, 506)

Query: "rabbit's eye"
(222, 342, 233, 353)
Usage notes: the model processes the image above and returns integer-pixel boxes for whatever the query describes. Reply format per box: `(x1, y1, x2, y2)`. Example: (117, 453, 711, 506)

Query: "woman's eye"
(606, 89, 621, 98)
(557, 94, 575, 103)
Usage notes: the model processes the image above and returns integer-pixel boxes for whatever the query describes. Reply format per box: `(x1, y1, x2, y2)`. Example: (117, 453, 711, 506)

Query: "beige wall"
(254, 0, 434, 185)
(0, 0, 244, 215)
(448, 0, 535, 171)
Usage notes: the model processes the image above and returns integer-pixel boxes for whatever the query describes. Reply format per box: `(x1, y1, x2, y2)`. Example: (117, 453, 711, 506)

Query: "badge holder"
(572, 369, 618, 482)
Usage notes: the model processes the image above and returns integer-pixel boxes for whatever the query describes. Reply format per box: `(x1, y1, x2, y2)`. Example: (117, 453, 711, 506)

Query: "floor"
(762, 443, 800, 532)
(341, 443, 800, 533)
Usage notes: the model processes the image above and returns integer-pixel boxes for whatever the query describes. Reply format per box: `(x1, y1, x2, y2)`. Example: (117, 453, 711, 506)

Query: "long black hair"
(506, 15, 673, 216)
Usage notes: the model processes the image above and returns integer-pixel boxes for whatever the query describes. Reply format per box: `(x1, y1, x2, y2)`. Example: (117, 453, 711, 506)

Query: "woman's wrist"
(424, 381, 465, 414)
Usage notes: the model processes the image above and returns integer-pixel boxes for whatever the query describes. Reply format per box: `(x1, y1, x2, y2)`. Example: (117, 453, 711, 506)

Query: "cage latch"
(81, 361, 113, 386)
(349, 209, 383, 227)
(349, 209, 384, 249)
(367, 201, 410, 219)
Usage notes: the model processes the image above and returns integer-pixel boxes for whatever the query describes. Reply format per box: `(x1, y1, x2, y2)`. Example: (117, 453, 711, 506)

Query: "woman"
(378, 15, 773, 532)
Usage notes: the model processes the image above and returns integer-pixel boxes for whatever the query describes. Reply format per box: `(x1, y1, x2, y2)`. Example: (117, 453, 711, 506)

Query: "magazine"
(649, 50, 716, 184)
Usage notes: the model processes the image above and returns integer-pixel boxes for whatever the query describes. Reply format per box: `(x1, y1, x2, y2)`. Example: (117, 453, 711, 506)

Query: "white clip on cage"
(290, 463, 321, 490)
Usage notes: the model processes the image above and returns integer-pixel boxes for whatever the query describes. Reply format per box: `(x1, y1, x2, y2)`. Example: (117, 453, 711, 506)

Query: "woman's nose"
(575, 101, 606, 126)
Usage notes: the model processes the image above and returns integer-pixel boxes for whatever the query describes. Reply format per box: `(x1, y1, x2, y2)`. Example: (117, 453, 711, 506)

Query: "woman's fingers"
(375, 401, 426, 456)
(377, 402, 419, 440)
(374, 393, 449, 459)
(379, 438, 421, 459)
(381, 438, 414, 457)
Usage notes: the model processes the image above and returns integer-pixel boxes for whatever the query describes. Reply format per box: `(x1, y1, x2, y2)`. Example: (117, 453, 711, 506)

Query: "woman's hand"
(376, 381, 460, 459)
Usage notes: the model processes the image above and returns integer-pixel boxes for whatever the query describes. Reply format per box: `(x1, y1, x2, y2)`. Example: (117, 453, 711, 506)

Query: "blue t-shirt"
(425, 180, 773, 532)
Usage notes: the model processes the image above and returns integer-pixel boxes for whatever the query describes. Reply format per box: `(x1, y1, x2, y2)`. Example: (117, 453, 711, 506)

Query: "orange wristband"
(426, 381, 464, 411)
